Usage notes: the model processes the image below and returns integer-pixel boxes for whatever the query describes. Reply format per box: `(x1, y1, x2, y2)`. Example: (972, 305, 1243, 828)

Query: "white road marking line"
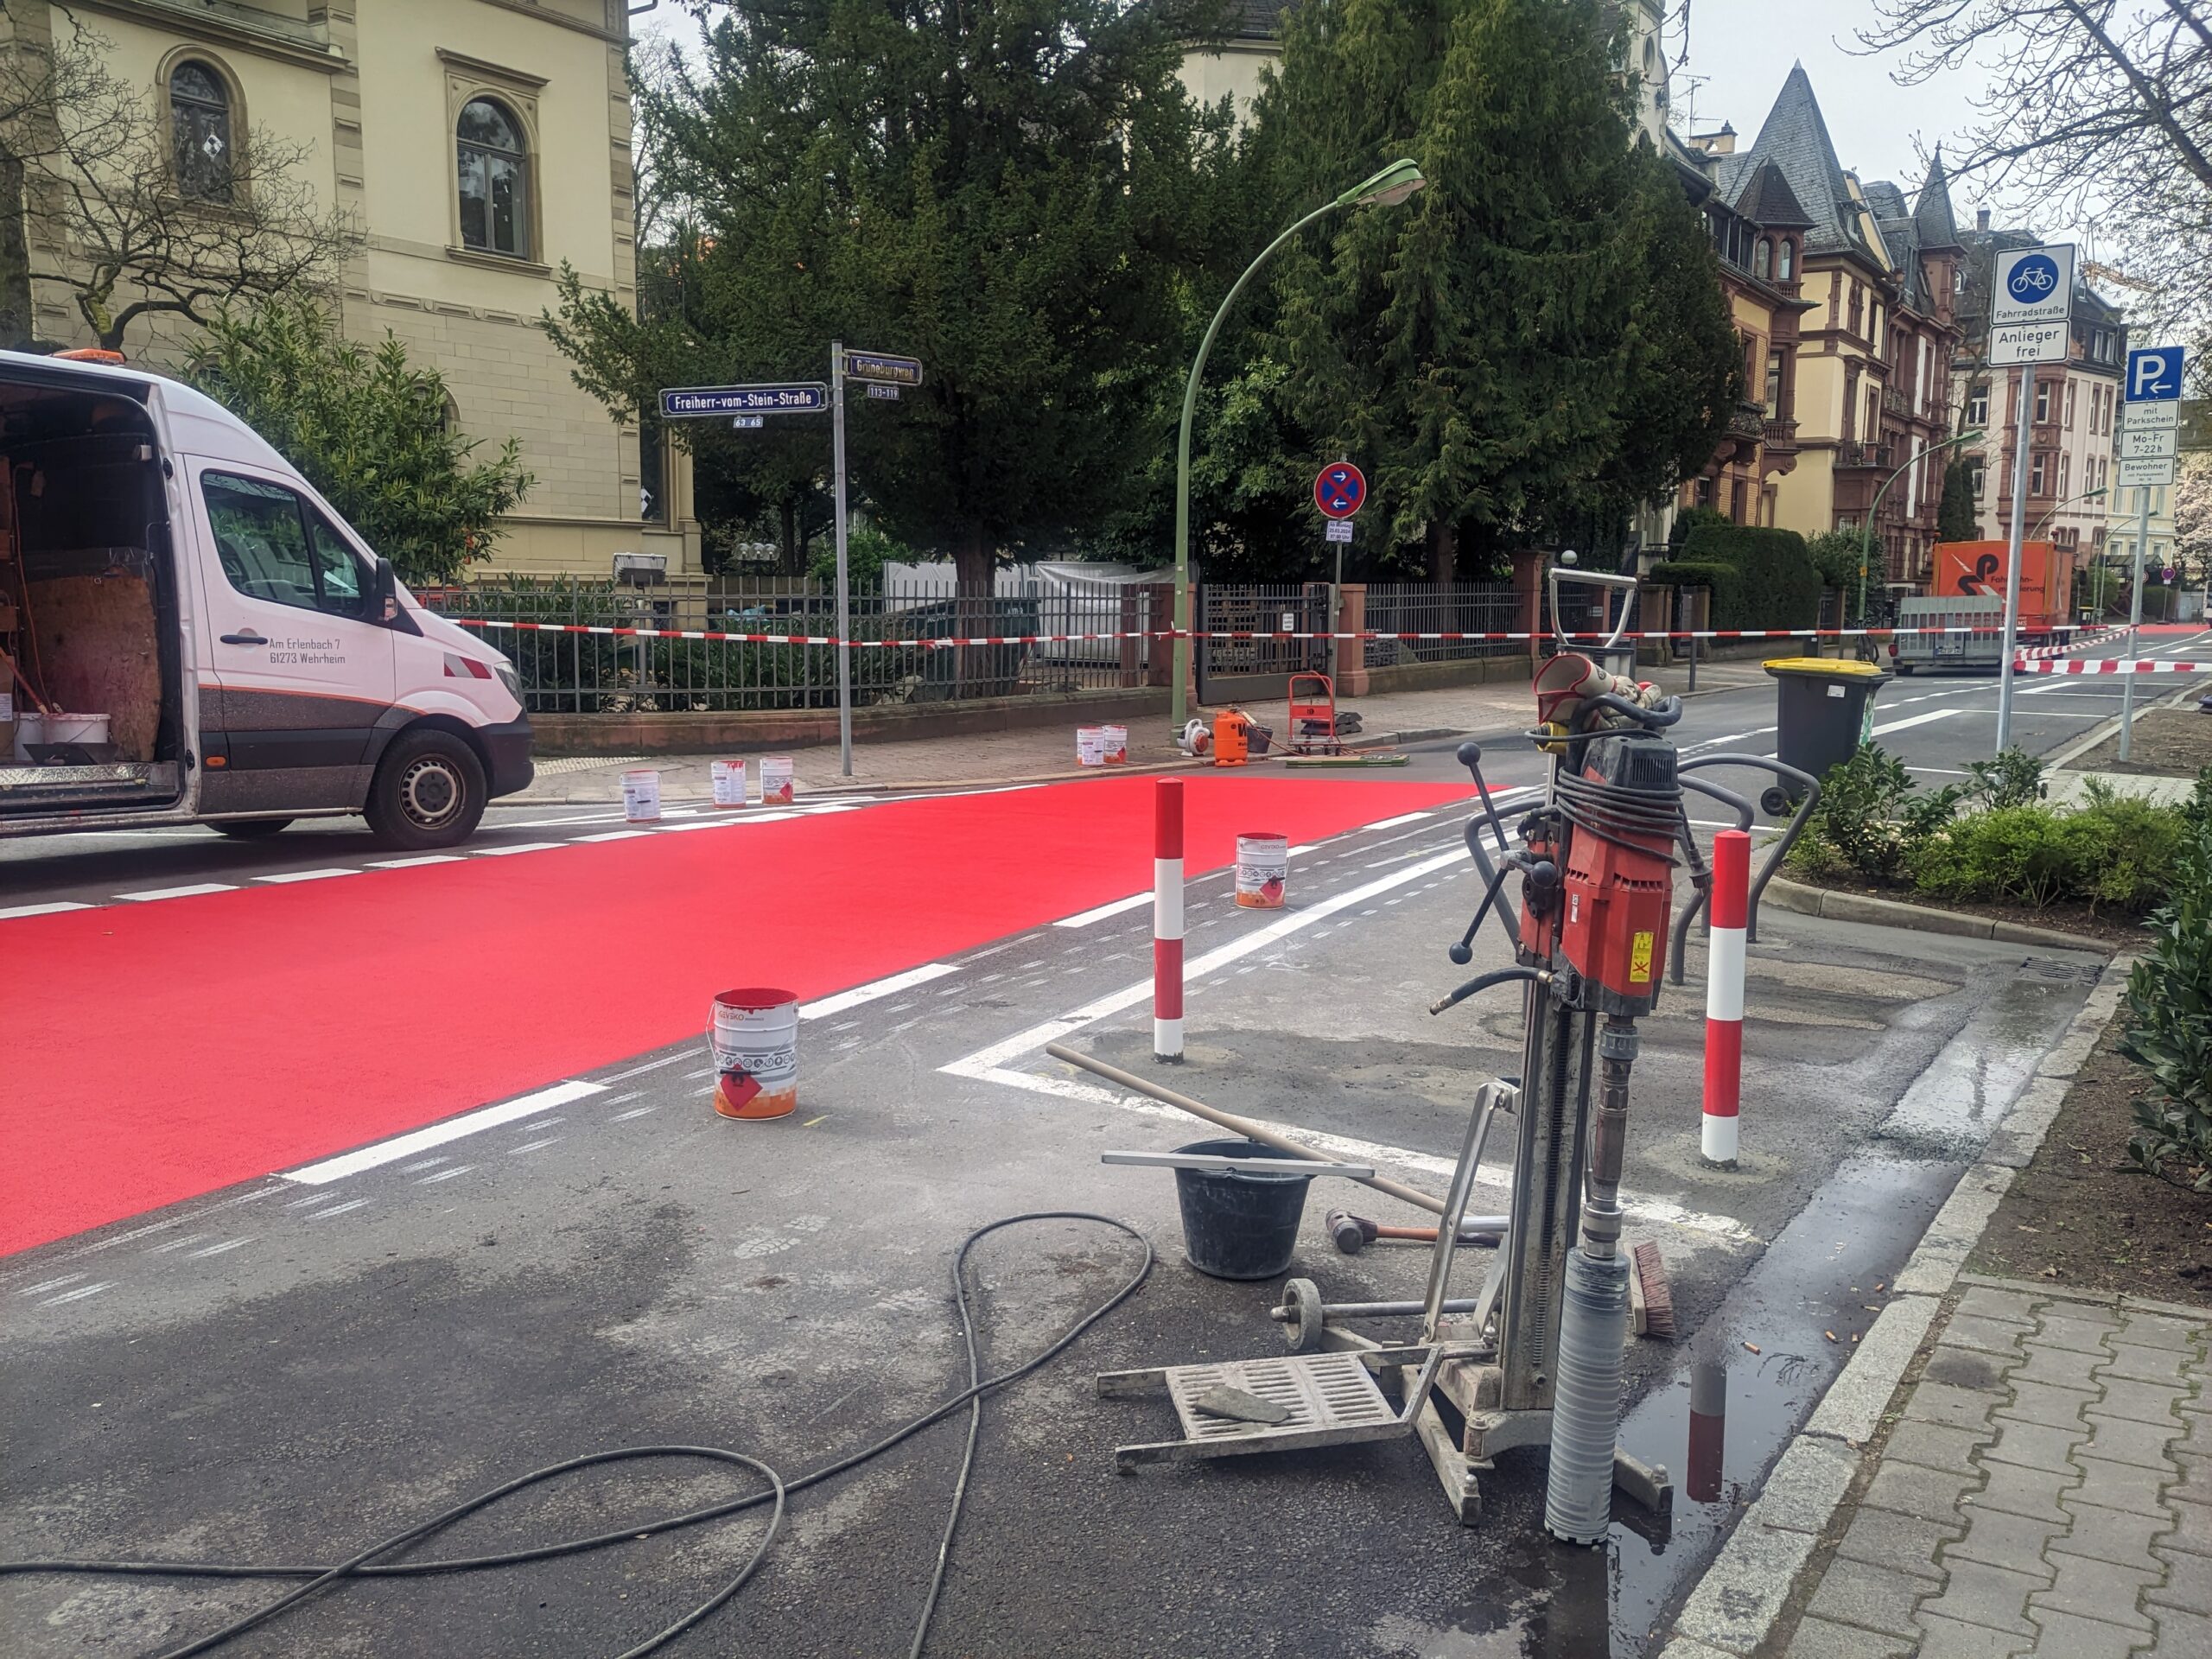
(254, 868, 359, 885)
(1053, 892, 1152, 929)
(594, 1053, 690, 1084)
(656, 819, 745, 833)
(145, 1235, 209, 1255)
(400, 1158, 449, 1173)
(367, 855, 467, 869)
(516, 1118, 563, 1131)
(40, 1281, 115, 1306)
(45, 1187, 279, 1262)
(1362, 810, 1434, 830)
(942, 848, 1467, 1078)
(598, 1092, 642, 1108)
(801, 963, 959, 1020)
(309, 1199, 370, 1219)
(611, 1107, 658, 1122)
(415, 1166, 474, 1185)
(0, 901, 94, 921)
(974, 1067, 1755, 1242)
(1871, 708, 1970, 736)
(574, 830, 655, 843)
(472, 841, 566, 856)
(280, 1080, 608, 1185)
(683, 1066, 716, 1079)
(185, 1237, 256, 1259)
(509, 1138, 561, 1154)
(1286, 844, 1319, 856)
(115, 882, 237, 902)
(16, 1274, 85, 1296)
(962, 942, 1020, 962)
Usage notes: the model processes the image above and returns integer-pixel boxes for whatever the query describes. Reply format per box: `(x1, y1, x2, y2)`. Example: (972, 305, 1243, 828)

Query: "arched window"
(170, 60, 232, 202)
(1777, 238, 1795, 280)
(1753, 238, 1772, 280)
(457, 98, 529, 257)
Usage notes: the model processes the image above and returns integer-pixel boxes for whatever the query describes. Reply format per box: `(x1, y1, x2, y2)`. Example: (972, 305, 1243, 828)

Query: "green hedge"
(1653, 524, 1823, 629)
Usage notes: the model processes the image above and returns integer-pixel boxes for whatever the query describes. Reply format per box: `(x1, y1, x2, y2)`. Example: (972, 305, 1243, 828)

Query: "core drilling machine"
(1095, 566, 1728, 1540)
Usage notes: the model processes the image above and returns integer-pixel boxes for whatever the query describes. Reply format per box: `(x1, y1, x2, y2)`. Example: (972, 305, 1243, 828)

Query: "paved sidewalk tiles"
(1769, 1278, 2209, 1658)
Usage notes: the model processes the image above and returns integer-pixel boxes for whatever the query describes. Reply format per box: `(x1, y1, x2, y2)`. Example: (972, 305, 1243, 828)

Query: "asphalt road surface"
(0, 639, 2184, 1658)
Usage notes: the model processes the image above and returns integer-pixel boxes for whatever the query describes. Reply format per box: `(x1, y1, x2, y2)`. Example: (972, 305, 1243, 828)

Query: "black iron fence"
(1358, 582, 1523, 666)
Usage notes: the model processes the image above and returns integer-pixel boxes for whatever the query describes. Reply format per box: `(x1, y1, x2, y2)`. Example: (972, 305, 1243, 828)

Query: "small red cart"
(1287, 672, 1343, 755)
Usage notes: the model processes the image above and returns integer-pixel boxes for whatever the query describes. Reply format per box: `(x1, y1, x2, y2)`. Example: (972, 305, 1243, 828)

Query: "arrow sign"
(2126, 346, 2185, 404)
(1313, 461, 1367, 519)
(662, 384, 828, 417)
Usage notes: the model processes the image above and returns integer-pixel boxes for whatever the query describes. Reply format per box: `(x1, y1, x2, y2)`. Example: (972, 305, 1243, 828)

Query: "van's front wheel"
(365, 729, 486, 850)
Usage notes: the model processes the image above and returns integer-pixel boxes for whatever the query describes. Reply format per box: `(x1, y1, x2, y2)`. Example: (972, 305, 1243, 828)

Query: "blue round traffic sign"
(1314, 461, 1367, 519)
(2007, 254, 2060, 303)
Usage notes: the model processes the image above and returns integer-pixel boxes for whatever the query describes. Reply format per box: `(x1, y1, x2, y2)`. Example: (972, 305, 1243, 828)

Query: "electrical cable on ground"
(0, 1211, 1153, 1659)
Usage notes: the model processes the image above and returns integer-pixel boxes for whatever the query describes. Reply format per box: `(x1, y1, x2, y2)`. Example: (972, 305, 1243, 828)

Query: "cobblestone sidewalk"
(1773, 1274, 2211, 1659)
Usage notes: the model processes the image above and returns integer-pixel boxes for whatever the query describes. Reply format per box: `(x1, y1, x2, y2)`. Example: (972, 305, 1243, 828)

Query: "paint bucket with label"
(710, 987, 799, 1120)
(1076, 726, 1105, 767)
(1235, 832, 1289, 909)
(622, 768, 662, 823)
(711, 759, 749, 808)
(760, 755, 796, 804)
(1101, 724, 1128, 766)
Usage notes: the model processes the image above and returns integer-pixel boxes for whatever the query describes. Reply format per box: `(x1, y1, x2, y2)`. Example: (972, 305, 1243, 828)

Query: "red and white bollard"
(1701, 828, 1748, 1166)
(1154, 778, 1184, 1060)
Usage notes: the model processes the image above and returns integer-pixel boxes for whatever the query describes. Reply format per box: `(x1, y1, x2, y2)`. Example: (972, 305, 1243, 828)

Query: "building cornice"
(70, 0, 352, 73)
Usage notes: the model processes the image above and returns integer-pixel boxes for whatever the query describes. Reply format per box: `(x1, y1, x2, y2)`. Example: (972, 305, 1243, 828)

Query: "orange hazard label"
(1629, 931, 1654, 982)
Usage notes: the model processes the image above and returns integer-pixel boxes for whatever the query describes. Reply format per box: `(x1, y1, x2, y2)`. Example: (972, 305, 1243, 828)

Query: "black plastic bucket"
(1172, 1138, 1314, 1281)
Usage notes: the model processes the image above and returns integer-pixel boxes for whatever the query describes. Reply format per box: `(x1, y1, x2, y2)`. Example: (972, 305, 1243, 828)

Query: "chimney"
(1975, 208, 1991, 232)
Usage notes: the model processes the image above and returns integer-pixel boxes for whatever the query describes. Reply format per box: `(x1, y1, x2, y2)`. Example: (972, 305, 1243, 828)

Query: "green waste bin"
(1762, 657, 1891, 816)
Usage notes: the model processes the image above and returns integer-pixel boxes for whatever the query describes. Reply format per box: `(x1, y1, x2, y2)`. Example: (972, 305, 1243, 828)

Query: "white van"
(0, 349, 530, 849)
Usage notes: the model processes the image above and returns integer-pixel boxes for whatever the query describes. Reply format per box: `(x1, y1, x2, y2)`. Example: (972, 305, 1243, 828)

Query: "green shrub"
(2122, 810, 2212, 1191)
(1676, 523, 1824, 629)
(2069, 784, 2189, 912)
(1911, 806, 2083, 909)
(1646, 560, 1740, 626)
(1789, 744, 1960, 882)
(1964, 747, 2048, 810)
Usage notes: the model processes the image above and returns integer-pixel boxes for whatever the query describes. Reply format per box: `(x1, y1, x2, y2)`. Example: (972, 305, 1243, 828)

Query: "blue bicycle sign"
(2007, 254, 2059, 302)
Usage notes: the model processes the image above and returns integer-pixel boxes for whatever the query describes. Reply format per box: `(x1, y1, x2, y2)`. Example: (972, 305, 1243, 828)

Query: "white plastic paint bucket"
(14, 711, 109, 759)
(1101, 724, 1128, 766)
(1077, 726, 1106, 767)
(711, 759, 749, 808)
(1235, 832, 1290, 909)
(622, 767, 662, 823)
(710, 987, 799, 1120)
(760, 755, 795, 804)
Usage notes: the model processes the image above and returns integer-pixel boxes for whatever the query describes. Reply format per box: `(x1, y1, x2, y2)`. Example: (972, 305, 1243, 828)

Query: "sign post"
(1314, 462, 1366, 684)
(1987, 244, 2075, 753)
(2119, 346, 2185, 760)
(823, 347, 925, 779)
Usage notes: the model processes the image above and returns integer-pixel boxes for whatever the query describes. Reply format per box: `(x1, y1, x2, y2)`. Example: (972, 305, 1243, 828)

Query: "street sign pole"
(2122, 486, 2151, 759)
(1996, 363, 2034, 753)
(831, 340, 852, 778)
(1988, 244, 2075, 755)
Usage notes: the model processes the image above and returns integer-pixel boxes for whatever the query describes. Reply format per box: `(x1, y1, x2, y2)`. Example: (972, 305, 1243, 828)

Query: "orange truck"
(1891, 540, 2078, 673)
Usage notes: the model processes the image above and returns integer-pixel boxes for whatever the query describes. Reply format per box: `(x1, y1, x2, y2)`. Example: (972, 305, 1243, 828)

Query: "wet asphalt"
(0, 690, 2113, 1658)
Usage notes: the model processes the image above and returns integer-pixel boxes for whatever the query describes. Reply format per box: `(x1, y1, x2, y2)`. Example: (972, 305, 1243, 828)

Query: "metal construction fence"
(417, 574, 1164, 715)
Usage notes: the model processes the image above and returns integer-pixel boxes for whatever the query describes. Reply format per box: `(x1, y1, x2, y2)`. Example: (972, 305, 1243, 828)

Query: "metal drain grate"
(1166, 1352, 1394, 1442)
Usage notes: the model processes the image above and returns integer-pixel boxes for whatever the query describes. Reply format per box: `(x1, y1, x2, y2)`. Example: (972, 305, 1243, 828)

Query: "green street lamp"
(1170, 158, 1427, 728)
(2031, 484, 2107, 542)
(1859, 427, 1986, 626)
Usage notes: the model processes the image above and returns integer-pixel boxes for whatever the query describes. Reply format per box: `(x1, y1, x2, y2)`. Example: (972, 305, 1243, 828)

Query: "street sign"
(2120, 423, 2178, 461)
(1325, 518, 1353, 544)
(2126, 398, 2181, 429)
(844, 351, 924, 387)
(2165, 567, 2180, 583)
(732, 414, 765, 430)
(864, 383, 900, 401)
(1313, 461, 1367, 518)
(2126, 346, 2185, 404)
(1988, 244, 2075, 365)
(662, 384, 828, 417)
(2118, 453, 2177, 488)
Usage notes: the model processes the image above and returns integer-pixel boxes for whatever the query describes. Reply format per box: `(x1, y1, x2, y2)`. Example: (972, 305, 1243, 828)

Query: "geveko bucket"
(710, 988, 799, 1120)
(1172, 1138, 1314, 1280)
(1235, 832, 1289, 909)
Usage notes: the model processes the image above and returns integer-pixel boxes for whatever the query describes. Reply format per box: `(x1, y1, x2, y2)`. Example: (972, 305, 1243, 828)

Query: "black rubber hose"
(0, 1212, 1154, 1659)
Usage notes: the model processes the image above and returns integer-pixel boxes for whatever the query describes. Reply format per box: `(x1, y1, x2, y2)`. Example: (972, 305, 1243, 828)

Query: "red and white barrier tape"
(446, 616, 2197, 650)
(2013, 658, 2212, 675)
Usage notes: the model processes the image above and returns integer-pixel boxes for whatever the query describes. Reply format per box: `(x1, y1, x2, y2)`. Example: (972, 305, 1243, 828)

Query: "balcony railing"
(1763, 417, 1799, 448)
(1838, 441, 1894, 470)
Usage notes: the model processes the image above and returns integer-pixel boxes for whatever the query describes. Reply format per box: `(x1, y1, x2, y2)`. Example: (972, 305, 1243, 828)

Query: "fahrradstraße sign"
(1988, 244, 2075, 365)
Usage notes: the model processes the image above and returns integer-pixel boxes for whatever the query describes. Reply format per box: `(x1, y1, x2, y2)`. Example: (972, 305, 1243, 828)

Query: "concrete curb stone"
(1657, 957, 2138, 1659)
(1763, 875, 2120, 956)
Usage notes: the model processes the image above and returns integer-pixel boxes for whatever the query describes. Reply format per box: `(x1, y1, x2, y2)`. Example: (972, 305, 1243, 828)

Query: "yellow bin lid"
(1764, 656, 1884, 677)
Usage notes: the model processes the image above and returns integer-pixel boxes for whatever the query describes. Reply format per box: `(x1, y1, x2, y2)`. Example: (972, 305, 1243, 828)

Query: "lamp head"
(1341, 158, 1426, 209)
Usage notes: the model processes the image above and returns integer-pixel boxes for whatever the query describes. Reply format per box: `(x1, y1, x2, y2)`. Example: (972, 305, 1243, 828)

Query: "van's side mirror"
(372, 556, 398, 625)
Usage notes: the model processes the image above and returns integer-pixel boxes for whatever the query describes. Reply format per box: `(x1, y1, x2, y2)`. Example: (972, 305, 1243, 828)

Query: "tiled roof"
(1863, 181, 1910, 222)
(1733, 63, 1862, 254)
(1732, 158, 1814, 230)
(1913, 151, 1963, 251)
(1233, 0, 1287, 41)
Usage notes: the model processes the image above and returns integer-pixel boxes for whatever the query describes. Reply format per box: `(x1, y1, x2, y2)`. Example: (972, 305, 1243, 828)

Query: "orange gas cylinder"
(1211, 708, 1250, 766)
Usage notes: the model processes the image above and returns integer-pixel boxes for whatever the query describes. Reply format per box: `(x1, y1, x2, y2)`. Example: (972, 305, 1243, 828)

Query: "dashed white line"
(281, 1080, 608, 1184)
(41, 1281, 114, 1306)
(574, 830, 654, 843)
(508, 1138, 561, 1154)
(415, 1166, 474, 1185)
(255, 868, 360, 885)
(0, 901, 94, 921)
(309, 1199, 370, 1219)
(367, 855, 467, 869)
(16, 1274, 84, 1296)
(116, 882, 237, 902)
(1053, 893, 1152, 929)
(472, 841, 565, 857)
(401, 1157, 449, 1173)
(1363, 810, 1434, 830)
(801, 963, 959, 1020)
(185, 1238, 254, 1258)
(611, 1107, 658, 1122)
(145, 1235, 209, 1255)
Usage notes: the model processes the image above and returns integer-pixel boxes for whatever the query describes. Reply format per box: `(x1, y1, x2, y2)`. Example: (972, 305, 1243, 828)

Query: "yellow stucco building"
(6, 0, 693, 576)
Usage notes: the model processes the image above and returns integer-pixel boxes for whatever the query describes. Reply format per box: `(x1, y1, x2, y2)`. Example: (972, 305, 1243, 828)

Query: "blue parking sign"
(2126, 346, 2184, 403)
